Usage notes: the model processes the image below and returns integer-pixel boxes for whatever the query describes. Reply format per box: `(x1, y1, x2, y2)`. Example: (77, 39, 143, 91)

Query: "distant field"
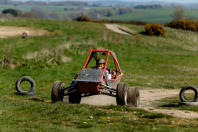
(0, 5, 108, 19)
(1, 5, 198, 23)
(108, 8, 198, 23)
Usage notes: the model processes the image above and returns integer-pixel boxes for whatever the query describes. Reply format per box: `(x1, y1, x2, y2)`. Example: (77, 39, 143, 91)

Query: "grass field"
(1, 18, 198, 131)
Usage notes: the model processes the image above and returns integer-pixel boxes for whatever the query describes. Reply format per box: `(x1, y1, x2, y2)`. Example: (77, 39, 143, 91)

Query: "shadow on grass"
(139, 31, 146, 35)
(160, 103, 180, 108)
(29, 97, 45, 102)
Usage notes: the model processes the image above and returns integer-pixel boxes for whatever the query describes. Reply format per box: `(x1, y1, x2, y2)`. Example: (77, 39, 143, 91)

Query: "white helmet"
(98, 59, 105, 64)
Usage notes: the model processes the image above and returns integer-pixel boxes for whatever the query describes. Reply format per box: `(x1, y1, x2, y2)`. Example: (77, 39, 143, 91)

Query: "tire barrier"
(179, 86, 198, 102)
(15, 76, 37, 96)
(21, 32, 28, 39)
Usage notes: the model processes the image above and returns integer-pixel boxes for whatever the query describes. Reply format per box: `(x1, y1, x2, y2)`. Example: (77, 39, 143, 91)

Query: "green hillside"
(1, 19, 198, 131)
(109, 8, 198, 23)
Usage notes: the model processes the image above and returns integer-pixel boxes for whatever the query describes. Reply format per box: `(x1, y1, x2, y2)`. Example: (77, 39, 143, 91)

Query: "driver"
(98, 59, 105, 69)
(97, 59, 112, 79)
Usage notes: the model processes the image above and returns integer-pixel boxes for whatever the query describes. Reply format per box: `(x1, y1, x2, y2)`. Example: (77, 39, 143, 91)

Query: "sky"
(13, 0, 198, 3)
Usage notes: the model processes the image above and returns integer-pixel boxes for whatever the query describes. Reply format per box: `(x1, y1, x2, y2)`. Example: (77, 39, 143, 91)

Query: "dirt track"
(0, 26, 48, 38)
(105, 24, 130, 35)
(81, 89, 198, 119)
(105, 24, 136, 35)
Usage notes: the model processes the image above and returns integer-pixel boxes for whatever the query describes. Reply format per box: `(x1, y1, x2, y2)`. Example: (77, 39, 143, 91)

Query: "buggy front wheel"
(116, 83, 128, 106)
(51, 81, 64, 103)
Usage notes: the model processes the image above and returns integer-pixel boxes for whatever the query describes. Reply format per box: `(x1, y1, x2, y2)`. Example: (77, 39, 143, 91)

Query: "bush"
(144, 24, 165, 36)
(75, 16, 91, 22)
(167, 19, 198, 32)
(2, 8, 21, 17)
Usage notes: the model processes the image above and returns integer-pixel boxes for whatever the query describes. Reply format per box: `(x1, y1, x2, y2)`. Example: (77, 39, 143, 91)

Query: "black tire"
(179, 86, 198, 102)
(51, 81, 65, 103)
(127, 87, 140, 107)
(116, 83, 128, 106)
(69, 90, 81, 104)
(21, 32, 28, 39)
(15, 76, 36, 96)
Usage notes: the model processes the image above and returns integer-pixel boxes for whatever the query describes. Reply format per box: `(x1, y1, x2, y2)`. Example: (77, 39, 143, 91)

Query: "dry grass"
(23, 43, 74, 63)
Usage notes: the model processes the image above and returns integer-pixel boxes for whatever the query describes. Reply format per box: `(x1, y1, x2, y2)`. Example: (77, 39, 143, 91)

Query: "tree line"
(0, 0, 88, 6)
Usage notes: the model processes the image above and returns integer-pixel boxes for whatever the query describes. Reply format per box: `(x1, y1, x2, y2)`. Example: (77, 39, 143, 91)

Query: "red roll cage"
(82, 50, 123, 81)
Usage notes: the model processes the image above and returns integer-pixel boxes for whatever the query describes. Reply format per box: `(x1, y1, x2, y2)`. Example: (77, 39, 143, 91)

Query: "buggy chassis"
(62, 83, 117, 97)
(51, 50, 140, 107)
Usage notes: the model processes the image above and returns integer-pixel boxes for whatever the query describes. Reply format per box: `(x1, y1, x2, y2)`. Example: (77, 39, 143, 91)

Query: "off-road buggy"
(51, 50, 140, 107)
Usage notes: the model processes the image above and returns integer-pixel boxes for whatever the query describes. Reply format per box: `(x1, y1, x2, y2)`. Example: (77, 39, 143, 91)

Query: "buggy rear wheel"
(116, 83, 128, 106)
(51, 81, 64, 103)
(69, 91, 81, 104)
(127, 87, 140, 107)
